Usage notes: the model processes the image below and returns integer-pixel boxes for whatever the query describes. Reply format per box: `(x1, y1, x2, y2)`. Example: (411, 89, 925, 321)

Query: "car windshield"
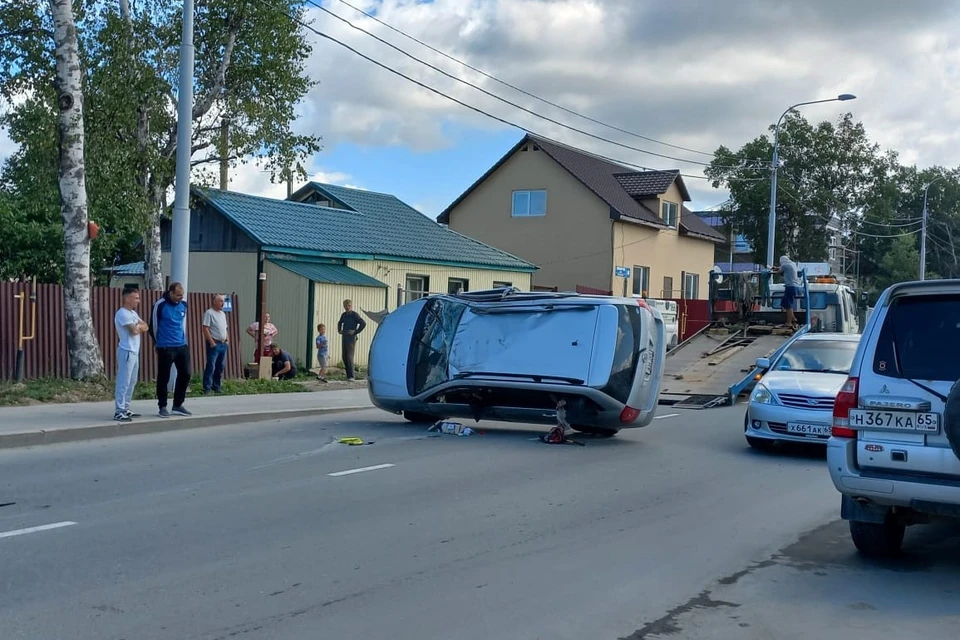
(774, 339, 858, 374)
(410, 297, 467, 394)
(872, 293, 960, 381)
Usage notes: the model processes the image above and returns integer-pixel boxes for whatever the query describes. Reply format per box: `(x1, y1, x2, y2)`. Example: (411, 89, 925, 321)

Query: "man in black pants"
(150, 282, 192, 417)
(337, 299, 366, 381)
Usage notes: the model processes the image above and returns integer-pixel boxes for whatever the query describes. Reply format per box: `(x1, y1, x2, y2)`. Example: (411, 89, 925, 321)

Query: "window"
(632, 266, 650, 297)
(662, 276, 674, 298)
(600, 304, 644, 404)
(661, 201, 679, 227)
(410, 297, 468, 394)
(872, 294, 960, 381)
(511, 189, 547, 217)
(447, 277, 469, 294)
(493, 281, 513, 289)
(682, 272, 699, 299)
(406, 275, 430, 301)
(774, 339, 858, 374)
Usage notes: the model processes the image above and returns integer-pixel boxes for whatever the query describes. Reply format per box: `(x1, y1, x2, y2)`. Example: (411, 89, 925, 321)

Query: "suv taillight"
(832, 376, 859, 438)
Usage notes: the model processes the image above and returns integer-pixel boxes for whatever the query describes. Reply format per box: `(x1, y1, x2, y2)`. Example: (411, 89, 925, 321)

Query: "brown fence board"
(1, 283, 243, 382)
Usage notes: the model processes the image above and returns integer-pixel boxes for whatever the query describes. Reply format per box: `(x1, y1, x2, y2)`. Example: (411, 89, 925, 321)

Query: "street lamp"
(765, 94, 857, 268)
(920, 175, 946, 281)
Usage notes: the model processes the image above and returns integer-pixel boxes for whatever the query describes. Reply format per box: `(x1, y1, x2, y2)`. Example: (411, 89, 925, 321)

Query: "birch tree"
(50, 0, 104, 378)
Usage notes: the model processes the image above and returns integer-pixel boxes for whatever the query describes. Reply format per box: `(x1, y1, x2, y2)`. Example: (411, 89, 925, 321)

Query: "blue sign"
(223, 295, 233, 312)
(615, 266, 630, 278)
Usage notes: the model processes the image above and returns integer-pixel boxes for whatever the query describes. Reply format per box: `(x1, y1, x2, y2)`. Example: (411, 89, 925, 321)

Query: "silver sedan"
(744, 332, 861, 449)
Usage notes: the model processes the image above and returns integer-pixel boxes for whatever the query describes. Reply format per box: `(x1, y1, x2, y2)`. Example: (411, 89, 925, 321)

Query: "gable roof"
(192, 185, 536, 272)
(437, 134, 720, 242)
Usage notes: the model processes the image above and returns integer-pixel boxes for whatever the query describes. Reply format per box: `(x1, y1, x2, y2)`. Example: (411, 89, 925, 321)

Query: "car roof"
(794, 332, 860, 342)
(444, 288, 637, 306)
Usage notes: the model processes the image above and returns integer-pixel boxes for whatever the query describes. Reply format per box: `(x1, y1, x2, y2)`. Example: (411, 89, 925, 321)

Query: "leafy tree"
(0, 0, 321, 288)
(706, 113, 888, 267)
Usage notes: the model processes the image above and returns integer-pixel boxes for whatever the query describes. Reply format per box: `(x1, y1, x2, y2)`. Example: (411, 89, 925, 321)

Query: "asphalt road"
(1, 406, 958, 639)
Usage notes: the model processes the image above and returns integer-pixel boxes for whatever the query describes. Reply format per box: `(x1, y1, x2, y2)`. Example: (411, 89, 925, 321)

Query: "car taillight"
(832, 376, 859, 438)
(620, 406, 641, 423)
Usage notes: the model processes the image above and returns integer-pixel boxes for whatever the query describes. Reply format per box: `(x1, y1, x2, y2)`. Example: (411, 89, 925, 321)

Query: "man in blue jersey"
(150, 281, 192, 417)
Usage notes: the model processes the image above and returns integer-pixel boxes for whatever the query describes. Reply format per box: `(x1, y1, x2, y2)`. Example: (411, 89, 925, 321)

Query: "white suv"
(829, 279, 960, 557)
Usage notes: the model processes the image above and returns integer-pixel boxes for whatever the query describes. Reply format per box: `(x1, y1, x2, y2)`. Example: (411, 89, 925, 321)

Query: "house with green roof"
(158, 183, 536, 372)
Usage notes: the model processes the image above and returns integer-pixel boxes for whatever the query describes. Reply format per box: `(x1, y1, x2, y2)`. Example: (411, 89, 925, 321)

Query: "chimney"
(219, 117, 230, 190)
(286, 172, 293, 198)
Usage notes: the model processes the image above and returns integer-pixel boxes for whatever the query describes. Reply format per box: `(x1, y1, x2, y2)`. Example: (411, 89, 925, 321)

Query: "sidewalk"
(0, 388, 374, 449)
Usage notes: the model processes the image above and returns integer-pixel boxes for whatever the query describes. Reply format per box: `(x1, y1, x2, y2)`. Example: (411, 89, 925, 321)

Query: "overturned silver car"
(367, 288, 668, 435)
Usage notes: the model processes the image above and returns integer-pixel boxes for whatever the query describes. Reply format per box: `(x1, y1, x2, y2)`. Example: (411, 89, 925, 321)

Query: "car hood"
(761, 370, 847, 397)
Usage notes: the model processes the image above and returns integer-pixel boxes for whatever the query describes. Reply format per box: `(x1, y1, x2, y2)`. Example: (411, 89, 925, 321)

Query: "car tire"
(745, 435, 775, 450)
(403, 411, 438, 423)
(943, 379, 960, 461)
(572, 426, 619, 437)
(849, 516, 905, 558)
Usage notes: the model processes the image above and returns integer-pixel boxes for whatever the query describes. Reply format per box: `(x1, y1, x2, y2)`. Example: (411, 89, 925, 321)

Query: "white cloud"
(297, 0, 960, 205)
(224, 157, 362, 198)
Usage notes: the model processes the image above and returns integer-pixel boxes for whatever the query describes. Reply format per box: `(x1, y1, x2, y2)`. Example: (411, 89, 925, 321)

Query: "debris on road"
(539, 400, 584, 445)
(336, 437, 374, 446)
(427, 421, 474, 436)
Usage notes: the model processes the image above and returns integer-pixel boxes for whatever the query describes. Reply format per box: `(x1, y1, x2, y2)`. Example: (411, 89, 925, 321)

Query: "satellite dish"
(710, 265, 724, 284)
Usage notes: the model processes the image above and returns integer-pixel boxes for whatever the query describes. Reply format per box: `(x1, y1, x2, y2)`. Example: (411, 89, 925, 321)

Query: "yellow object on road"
(337, 437, 365, 446)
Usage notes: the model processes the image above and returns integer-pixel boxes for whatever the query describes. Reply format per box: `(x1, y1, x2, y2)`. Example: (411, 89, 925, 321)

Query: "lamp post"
(920, 175, 946, 281)
(766, 94, 857, 268)
(170, 0, 195, 293)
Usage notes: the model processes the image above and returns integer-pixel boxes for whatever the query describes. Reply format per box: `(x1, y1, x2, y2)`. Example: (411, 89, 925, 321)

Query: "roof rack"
(452, 287, 581, 303)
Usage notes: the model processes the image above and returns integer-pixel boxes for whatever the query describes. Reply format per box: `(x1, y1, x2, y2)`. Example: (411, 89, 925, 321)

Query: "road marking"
(327, 463, 395, 477)
(0, 521, 77, 540)
(655, 413, 680, 420)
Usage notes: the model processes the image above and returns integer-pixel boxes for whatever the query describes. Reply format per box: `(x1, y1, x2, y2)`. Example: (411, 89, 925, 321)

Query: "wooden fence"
(1, 282, 244, 382)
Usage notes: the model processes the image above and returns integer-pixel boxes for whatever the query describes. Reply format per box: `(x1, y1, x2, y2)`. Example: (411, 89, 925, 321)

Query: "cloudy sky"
(3, 0, 959, 217)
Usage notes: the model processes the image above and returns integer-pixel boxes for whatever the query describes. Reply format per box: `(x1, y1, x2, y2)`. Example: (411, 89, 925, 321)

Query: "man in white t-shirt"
(114, 287, 149, 422)
(202, 294, 230, 394)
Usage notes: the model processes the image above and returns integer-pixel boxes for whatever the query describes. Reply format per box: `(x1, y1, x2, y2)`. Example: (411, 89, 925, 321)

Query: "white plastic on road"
(0, 521, 77, 540)
(327, 463, 396, 477)
(654, 413, 680, 420)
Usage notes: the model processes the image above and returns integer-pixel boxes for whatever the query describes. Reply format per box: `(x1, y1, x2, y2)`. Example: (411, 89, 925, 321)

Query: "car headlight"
(750, 383, 775, 405)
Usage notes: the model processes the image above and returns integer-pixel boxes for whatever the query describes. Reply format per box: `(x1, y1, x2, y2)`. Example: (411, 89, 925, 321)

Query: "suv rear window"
(601, 304, 643, 403)
(872, 294, 960, 381)
(409, 297, 467, 394)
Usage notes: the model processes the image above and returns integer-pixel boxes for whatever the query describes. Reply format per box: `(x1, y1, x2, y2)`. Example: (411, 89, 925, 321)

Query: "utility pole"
(170, 0, 195, 293)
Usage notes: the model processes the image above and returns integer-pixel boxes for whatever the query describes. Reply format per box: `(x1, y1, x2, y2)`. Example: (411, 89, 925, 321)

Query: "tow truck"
(658, 268, 816, 409)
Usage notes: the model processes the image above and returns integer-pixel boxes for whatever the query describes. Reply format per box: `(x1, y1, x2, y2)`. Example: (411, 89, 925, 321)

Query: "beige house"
(152, 183, 535, 373)
(438, 134, 725, 299)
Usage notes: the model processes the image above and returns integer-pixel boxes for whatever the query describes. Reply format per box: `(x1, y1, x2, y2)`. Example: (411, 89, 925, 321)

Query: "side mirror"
(756, 357, 771, 369)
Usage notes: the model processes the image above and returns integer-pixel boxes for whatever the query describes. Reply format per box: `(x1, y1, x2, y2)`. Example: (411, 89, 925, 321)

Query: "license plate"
(848, 409, 940, 433)
(786, 422, 832, 436)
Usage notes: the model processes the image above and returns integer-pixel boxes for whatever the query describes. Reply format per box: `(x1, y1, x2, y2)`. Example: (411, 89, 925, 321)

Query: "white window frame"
(682, 272, 700, 300)
(661, 200, 679, 227)
(493, 280, 513, 289)
(511, 189, 547, 217)
(632, 266, 650, 297)
(447, 277, 469, 294)
(406, 274, 429, 301)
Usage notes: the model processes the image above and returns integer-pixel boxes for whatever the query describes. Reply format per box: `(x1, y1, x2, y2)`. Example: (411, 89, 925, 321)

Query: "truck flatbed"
(658, 323, 800, 409)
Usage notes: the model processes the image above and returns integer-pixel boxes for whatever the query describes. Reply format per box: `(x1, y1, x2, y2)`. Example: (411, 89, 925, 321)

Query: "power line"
(328, 0, 720, 160)
(854, 227, 921, 239)
(259, 0, 717, 181)
(306, 0, 748, 171)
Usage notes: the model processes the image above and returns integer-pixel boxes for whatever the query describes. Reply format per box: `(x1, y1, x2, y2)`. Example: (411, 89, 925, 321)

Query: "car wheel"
(745, 435, 776, 450)
(572, 426, 619, 437)
(849, 516, 905, 558)
(403, 411, 438, 423)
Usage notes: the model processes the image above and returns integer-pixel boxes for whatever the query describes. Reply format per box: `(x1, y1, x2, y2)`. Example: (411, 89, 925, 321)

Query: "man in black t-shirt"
(337, 299, 366, 381)
(270, 344, 297, 380)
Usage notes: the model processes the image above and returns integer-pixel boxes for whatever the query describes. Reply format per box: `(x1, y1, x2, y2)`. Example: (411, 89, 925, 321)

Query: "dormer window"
(661, 201, 678, 227)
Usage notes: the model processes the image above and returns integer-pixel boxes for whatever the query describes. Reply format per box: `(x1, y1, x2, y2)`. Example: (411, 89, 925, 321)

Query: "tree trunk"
(51, 0, 104, 379)
(144, 180, 166, 290)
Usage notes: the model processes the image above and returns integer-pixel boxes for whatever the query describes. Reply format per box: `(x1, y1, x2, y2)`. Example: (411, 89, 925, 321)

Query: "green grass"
(0, 374, 309, 407)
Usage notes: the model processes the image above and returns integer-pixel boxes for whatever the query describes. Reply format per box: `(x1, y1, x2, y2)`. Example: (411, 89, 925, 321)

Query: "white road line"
(0, 521, 77, 540)
(655, 413, 681, 420)
(327, 463, 395, 477)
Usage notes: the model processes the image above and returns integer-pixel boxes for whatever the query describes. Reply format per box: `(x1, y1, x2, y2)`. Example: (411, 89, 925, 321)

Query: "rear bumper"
(828, 436, 960, 512)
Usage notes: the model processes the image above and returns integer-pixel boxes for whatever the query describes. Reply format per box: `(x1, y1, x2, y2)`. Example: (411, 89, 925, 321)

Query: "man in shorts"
(774, 254, 800, 328)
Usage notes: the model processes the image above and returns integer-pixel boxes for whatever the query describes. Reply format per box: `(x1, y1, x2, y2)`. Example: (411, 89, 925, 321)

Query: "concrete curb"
(0, 405, 373, 450)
